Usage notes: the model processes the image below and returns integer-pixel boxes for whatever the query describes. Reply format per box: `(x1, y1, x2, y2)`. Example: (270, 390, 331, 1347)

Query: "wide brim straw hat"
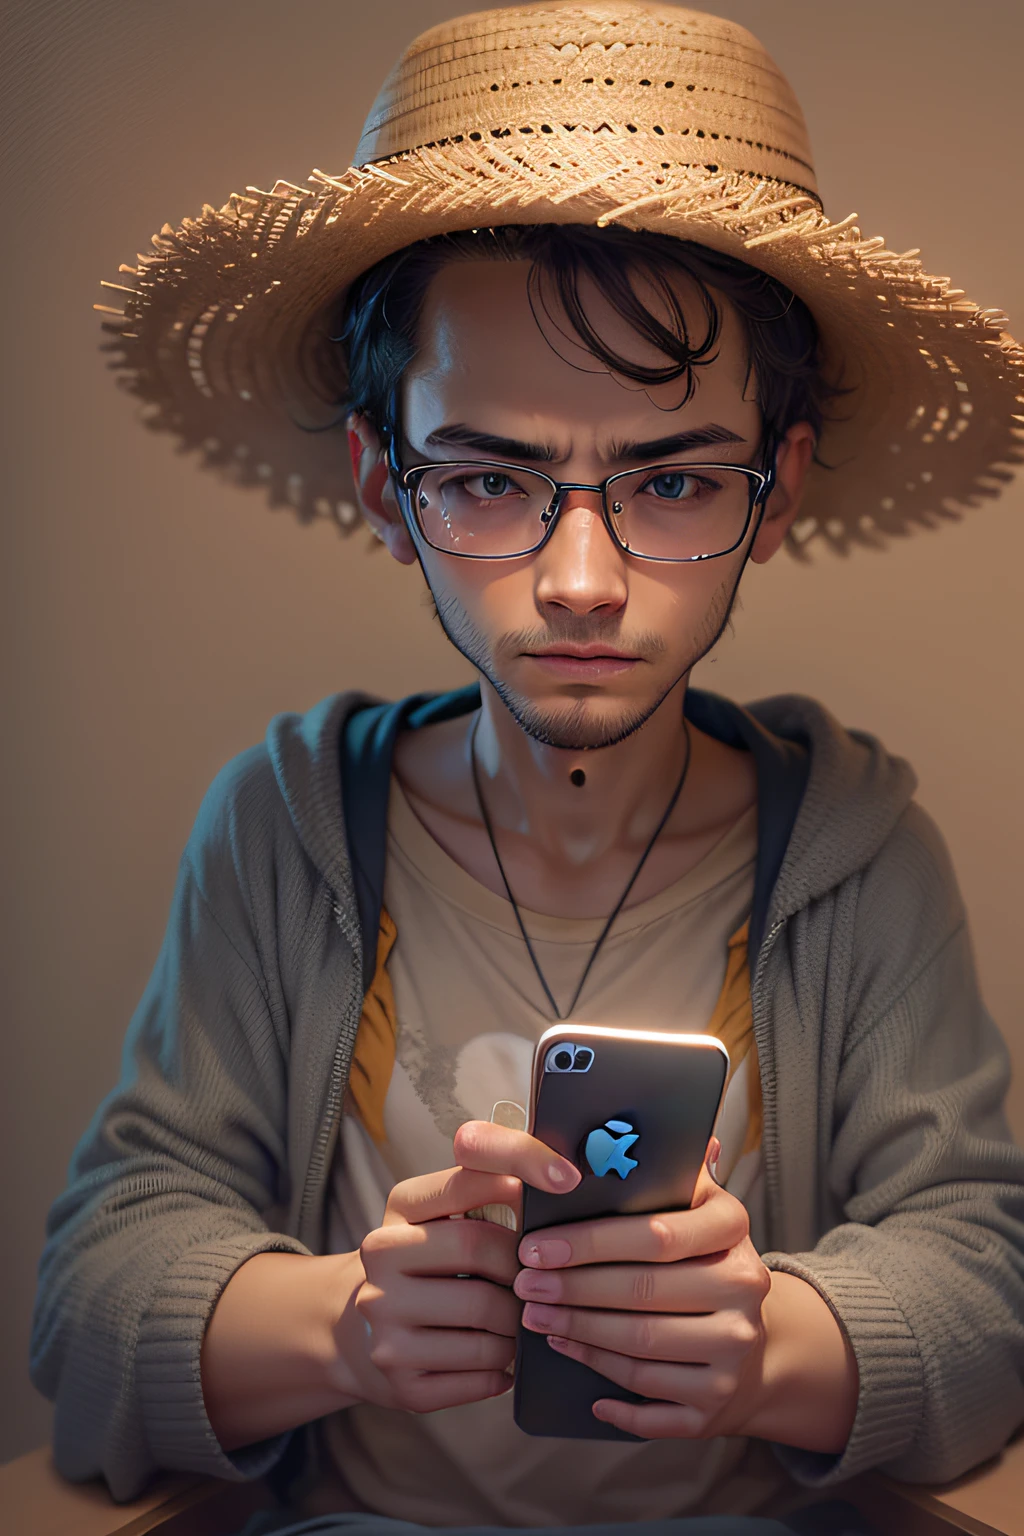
(97, 0, 1024, 557)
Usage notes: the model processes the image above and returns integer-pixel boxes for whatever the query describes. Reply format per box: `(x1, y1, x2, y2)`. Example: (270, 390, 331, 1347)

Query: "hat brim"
(98, 129, 1024, 557)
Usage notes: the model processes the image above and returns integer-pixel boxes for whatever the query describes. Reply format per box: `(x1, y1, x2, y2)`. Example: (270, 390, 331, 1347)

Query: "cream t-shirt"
(317, 780, 778, 1527)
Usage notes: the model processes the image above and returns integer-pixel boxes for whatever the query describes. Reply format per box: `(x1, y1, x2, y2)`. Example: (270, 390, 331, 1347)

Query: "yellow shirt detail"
(347, 908, 398, 1144)
(704, 918, 762, 1159)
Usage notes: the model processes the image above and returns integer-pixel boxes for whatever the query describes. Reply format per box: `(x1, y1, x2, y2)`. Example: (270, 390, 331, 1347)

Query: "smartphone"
(512, 1023, 730, 1442)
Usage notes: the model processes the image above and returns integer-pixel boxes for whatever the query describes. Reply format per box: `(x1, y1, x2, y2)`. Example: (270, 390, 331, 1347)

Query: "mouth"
(531, 644, 638, 660)
(525, 645, 642, 678)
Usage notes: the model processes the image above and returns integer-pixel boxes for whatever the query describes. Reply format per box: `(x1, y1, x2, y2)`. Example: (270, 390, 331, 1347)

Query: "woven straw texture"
(96, 0, 1024, 556)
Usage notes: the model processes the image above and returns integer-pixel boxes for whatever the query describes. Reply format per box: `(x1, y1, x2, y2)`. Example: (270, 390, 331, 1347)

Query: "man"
(32, 3, 1024, 1532)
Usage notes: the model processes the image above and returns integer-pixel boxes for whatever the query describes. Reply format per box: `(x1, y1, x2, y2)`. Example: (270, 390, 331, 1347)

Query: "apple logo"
(584, 1119, 639, 1179)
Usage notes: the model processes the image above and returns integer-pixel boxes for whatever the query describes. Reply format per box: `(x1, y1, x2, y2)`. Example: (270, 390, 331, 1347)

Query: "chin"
(495, 686, 660, 752)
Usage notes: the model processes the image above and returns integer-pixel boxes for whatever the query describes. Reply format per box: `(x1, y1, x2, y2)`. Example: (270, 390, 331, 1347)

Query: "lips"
(527, 651, 640, 677)
(530, 645, 639, 661)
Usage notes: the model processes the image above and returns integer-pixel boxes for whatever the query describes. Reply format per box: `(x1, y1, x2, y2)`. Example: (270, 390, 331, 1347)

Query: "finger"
(361, 1214, 519, 1285)
(368, 1325, 516, 1375)
(704, 1136, 722, 1189)
(592, 1397, 707, 1440)
(521, 1302, 746, 1364)
(385, 1166, 523, 1225)
(514, 1253, 751, 1313)
(454, 1120, 580, 1194)
(546, 1335, 722, 1409)
(691, 1144, 723, 1205)
(361, 1275, 522, 1337)
(394, 1370, 512, 1414)
(518, 1187, 747, 1269)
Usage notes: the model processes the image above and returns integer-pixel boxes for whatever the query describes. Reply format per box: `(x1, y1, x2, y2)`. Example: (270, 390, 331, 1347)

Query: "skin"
(201, 257, 858, 1457)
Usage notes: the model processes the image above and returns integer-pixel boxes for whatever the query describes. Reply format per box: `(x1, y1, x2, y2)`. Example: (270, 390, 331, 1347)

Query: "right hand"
(351, 1122, 580, 1413)
(201, 1124, 580, 1450)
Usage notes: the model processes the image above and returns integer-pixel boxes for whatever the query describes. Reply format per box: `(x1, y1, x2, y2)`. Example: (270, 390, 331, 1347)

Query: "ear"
(346, 412, 418, 565)
(748, 421, 816, 566)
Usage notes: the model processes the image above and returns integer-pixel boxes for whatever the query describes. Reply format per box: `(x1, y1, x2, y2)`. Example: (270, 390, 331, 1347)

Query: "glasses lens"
(411, 463, 554, 556)
(608, 465, 756, 560)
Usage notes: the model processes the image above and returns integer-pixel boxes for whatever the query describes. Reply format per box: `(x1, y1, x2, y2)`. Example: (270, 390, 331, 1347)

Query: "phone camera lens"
(551, 1048, 574, 1072)
(572, 1047, 594, 1072)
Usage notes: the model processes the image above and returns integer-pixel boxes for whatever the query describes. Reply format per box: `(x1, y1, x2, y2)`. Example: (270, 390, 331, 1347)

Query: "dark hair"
(330, 223, 839, 455)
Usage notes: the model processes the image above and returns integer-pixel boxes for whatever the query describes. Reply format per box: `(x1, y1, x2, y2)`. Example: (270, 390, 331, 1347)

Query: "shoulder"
(181, 740, 312, 938)
(183, 690, 375, 912)
(847, 798, 968, 1004)
(859, 798, 964, 927)
(190, 740, 281, 853)
(804, 796, 987, 1072)
(744, 693, 919, 907)
(749, 694, 972, 995)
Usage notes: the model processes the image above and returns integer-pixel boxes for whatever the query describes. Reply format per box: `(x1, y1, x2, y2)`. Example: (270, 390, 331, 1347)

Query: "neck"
(471, 676, 692, 867)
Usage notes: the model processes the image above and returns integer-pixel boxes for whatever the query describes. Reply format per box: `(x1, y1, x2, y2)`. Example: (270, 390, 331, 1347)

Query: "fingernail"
(547, 1335, 570, 1353)
(521, 1238, 572, 1268)
(515, 1270, 561, 1300)
(522, 1303, 559, 1330)
(547, 1161, 580, 1189)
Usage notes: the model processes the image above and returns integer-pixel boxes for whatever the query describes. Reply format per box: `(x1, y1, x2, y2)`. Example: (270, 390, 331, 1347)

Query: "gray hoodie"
(30, 687, 1024, 1504)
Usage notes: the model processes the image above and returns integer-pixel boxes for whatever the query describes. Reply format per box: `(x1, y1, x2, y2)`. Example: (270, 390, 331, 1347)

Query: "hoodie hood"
(744, 693, 918, 919)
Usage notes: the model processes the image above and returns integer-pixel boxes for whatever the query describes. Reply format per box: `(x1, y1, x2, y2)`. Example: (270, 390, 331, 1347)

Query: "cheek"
(420, 552, 538, 629)
(635, 564, 734, 637)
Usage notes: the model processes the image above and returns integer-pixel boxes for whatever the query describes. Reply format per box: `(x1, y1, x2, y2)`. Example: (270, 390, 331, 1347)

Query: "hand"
(513, 1138, 773, 1440)
(353, 1122, 580, 1414)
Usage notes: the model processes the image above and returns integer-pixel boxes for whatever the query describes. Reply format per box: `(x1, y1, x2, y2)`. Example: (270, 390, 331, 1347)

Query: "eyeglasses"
(388, 446, 776, 563)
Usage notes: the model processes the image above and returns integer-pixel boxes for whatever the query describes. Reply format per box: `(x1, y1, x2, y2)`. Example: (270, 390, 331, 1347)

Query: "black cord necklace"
(469, 713, 693, 1021)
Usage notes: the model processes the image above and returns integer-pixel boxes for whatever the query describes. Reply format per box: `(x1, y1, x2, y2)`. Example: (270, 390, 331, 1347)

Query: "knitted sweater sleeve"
(29, 749, 318, 1501)
(763, 803, 1024, 1488)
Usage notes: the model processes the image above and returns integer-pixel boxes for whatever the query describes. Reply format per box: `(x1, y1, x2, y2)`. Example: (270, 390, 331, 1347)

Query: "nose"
(533, 491, 628, 619)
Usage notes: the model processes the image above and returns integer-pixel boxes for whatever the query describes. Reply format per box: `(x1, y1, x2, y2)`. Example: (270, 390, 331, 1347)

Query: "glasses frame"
(386, 438, 777, 564)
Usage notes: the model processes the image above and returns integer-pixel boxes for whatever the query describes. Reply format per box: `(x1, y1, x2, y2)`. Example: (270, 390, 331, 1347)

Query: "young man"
(32, 3, 1024, 1530)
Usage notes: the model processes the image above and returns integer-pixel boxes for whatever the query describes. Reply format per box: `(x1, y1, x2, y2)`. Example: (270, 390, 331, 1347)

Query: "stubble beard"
(428, 578, 738, 752)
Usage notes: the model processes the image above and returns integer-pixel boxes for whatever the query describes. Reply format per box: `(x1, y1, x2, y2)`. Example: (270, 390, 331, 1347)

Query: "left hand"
(513, 1137, 772, 1439)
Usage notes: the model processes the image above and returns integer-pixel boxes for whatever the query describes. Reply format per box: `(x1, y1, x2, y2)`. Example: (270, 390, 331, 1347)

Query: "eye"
(645, 471, 701, 500)
(461, 470, 524, 500)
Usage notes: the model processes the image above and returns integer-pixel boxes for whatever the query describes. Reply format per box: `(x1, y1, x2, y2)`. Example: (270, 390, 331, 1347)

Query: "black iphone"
(513, 1023, 730, 1441)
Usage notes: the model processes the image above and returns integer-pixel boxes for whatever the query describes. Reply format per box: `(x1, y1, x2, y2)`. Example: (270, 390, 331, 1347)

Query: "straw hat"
(97, 0, 1024, 557)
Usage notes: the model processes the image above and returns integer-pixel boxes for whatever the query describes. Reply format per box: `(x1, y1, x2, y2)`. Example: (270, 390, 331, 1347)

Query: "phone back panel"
(513, 1026, 728, 1441)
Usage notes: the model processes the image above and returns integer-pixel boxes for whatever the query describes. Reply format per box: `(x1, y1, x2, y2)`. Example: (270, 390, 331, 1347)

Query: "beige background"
(1, 0, 1021, 1470)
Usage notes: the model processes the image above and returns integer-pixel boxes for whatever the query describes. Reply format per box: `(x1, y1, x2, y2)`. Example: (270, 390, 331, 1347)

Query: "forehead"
(403, 257, 755, 451)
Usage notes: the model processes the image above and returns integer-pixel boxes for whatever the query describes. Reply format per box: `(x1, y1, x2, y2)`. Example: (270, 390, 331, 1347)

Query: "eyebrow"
(421, 422, 745, 464)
